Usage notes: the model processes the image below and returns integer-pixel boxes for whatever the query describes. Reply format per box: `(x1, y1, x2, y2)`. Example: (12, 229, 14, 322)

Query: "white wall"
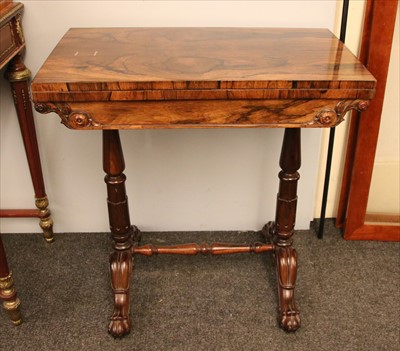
(313, 0, 366, 219)
(0, 1, 337, 233)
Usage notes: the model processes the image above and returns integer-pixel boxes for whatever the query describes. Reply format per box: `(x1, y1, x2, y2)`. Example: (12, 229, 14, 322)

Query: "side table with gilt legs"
(0, 1, 54, 325)
(31, 28, 375, 337)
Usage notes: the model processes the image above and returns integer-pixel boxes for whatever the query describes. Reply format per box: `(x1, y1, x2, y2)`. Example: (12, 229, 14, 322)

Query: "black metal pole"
(318, 0, 350, 239)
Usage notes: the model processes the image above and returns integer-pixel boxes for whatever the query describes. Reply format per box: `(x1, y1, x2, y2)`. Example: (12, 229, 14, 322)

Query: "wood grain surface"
(28, 27, 378, 336)
(32, 28, 375, 129)
(32, 28, 375, 102)
(34, 99, 370, 129)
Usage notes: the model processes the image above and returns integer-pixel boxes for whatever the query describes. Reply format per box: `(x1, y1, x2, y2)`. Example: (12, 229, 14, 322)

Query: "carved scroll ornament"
(34, 102, 102, 129)
(314, 100, 369, 126)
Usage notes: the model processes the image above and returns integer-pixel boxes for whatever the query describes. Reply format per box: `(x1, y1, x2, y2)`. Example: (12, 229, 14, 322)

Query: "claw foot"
(279, 309, 301, 332)
(275, 246, 300, 332)
(109, 250, 132, 337)
(108, 291, 131, 337)
(108, 314, 131, 337)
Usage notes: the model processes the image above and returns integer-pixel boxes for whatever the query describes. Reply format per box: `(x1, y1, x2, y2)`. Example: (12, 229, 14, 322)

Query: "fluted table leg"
(5, 53, 54, 242)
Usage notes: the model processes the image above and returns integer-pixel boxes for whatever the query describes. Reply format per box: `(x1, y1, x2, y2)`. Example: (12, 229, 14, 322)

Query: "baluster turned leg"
(103, 130, 134, 337)
(0, 236, 22, 326)
(263, 128, 301, 332)
(5, 53, 54, 243)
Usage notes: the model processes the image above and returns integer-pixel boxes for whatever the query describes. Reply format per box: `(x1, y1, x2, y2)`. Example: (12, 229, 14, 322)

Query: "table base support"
(132, 242, 274, 256)
(108, 249, 132, 336)
(105, 128, 301, 337)
(262, 222, 300, 332)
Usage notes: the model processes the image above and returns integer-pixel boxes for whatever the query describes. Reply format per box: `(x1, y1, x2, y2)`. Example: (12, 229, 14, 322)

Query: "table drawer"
(0, 3, 24, 69)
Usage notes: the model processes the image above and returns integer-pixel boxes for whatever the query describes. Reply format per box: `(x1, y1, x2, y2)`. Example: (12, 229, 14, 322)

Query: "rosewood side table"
(0, 0, 54, 326)
(31, 28, 375, 337)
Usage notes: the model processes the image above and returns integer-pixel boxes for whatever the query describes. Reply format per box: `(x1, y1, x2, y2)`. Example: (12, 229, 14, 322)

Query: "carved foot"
(0, 272, 22, 326)
(108, 295, 131, 337)
(3, 297, 22, 326)
(279, 308, 300, 332)
(276, 246, 300, 332)
(35, 197, 54, 243)
(108, 250, 132, 337)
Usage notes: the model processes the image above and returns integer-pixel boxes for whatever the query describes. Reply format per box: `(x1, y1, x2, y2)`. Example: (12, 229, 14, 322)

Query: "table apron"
(34, 98, 368, 130)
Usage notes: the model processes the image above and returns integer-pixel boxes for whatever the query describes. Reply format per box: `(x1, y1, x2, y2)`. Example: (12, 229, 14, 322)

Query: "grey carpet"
(0, 223, 399, 351)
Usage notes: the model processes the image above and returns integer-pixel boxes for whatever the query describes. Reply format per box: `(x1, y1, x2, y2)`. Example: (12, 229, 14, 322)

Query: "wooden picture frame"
(336, 0, 400, 241)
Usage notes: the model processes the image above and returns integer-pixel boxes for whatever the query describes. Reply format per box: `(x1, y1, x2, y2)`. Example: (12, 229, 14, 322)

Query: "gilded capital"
(5, 67, 31, 82)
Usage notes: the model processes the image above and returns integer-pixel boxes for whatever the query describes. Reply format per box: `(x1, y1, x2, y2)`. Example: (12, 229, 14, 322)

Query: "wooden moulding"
(132, 242, 274, 256)
(364, 213, 400, 225)
(34, 99, 370, 130)
(31, 28, 376, 130)
(31, 87, 375, 102)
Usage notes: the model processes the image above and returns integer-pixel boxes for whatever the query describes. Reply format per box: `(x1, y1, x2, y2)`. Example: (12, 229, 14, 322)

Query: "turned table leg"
(103, 130, 135, 337)
(0, 235, 22, 326)
(5, 53, 54, 243)
(264, 128, 301, 332)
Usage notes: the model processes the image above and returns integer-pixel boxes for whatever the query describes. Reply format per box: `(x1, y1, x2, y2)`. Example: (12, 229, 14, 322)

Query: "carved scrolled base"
(35, 196, 54, 243)
(276, 246, 300, 332)
(0, 272, 22, 326)
(261, 222, 300, 331)
(108, 250, 133, 337)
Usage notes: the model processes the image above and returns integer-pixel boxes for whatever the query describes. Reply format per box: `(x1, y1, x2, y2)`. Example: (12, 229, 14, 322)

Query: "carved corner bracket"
(314, 100, 369, 127)
(34, 102, 102, 129)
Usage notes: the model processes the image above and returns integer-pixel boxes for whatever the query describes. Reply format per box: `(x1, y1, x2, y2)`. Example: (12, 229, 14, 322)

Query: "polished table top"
(31, 28, 375, 129)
